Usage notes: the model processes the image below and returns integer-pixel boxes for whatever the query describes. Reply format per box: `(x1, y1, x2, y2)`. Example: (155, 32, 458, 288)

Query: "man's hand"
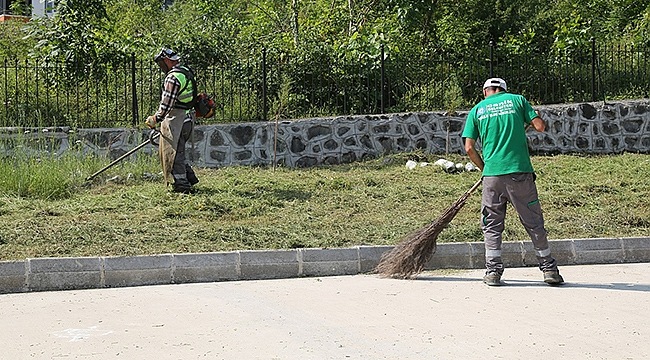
(464, 138, 484, 172)
(145, 116, 157, 129)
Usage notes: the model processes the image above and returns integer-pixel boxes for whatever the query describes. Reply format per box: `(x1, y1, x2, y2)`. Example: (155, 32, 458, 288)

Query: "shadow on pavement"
(415, 275, 650, 292)
(505, 279, 650, 292)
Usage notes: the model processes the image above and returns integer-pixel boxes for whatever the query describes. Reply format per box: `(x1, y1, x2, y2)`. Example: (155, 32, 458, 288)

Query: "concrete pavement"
(1, 262, 649, 359)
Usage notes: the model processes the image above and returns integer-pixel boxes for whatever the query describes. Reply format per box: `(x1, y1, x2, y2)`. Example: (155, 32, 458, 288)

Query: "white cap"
(154, 48, 181, 62)
(483, 77, 507, 91)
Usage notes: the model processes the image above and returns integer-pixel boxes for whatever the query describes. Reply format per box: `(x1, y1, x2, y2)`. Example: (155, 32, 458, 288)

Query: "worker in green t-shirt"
(462, 78, 564, 286)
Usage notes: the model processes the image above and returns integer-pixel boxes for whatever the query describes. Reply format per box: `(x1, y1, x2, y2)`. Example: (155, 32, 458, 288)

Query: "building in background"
(32, 0, 55, 17)
(1, 0, 54, 21)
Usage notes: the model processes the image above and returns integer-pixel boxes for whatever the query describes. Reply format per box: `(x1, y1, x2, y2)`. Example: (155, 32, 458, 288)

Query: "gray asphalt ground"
(1, 262, 649, 360)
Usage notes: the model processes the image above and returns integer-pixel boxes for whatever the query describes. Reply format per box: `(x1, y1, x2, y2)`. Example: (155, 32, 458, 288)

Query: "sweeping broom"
(375, 178, 482, 279)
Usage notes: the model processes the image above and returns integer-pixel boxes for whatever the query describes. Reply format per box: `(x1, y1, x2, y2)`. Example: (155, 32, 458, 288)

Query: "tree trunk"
(291, 0, 299, 47)
(348, 0, 354, 35)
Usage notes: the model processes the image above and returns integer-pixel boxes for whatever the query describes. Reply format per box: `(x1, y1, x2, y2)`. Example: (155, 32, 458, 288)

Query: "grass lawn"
(0, 152, 648, 260)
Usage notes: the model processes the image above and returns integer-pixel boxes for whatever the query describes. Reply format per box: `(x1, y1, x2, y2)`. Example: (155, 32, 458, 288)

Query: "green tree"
(8, 0, 31, 16)
(0, 20, 35, 61)
(628, 6, 650, 46)
(104, 0, 164, 58)
(24, 0, 127, 80)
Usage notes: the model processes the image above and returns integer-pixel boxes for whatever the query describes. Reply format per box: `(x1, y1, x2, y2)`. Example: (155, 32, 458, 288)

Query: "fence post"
(131, 53, 139, 127)
(488, 40, 496, 77)
(45, 59, 49, 121)
(380, 44, 385, 114)
(3, 58, 7, 125)
(591, 38, 596, 102)
(262, 48, 267, 122)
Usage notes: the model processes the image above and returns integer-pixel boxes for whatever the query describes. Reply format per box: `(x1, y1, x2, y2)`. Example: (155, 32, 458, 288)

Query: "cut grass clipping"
(375, 179, 482, 279)
(0, 152, 648, 260)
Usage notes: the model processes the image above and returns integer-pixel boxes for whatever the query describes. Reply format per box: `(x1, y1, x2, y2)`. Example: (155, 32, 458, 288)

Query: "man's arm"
(154, 75, 181, 122)
(527, 110, 546, 132)
(530, 117, 545, 132)
(464, 137, 484, 171)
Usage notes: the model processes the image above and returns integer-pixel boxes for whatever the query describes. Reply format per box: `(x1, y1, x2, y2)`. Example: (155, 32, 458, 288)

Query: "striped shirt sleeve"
(154, 73, 181, 122)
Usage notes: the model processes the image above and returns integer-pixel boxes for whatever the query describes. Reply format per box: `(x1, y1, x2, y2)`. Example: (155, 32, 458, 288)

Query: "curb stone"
(1, 237, 649, 294)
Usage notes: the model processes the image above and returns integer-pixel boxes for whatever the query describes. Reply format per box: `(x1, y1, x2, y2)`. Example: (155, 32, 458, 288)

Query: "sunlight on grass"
(0, 152, 648, 260)
(0, 145, 159, 200)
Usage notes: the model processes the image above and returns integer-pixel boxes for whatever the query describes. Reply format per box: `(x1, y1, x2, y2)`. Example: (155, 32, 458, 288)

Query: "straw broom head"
(374, 179, 482, 279)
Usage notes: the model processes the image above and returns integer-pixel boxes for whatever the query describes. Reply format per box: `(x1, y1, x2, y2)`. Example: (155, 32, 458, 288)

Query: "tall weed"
(0, 133, 159, 200)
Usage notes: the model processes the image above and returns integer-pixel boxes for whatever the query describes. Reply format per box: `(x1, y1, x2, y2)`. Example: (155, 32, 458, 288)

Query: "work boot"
(186, 165, 199, 185)
(543, 270, 564, 285)
(172, 182, 193, 194)
(483, 272, 502, 286)
(187, 172, 199, 186)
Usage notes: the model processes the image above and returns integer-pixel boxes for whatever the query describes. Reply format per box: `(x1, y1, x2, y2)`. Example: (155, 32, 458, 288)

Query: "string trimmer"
(85, 129, 160, 182)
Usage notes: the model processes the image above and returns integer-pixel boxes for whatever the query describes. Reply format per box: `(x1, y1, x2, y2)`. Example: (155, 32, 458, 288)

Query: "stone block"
(103, 255, 172, 288)
(468, 241, 531, 269)
(573, 238, 623, 264)
(300, 248, 359, 277)
(468, 242, 486, 269)
(622, 237, 650, 263)
(240, 250, 299, 280)
(522, 239, 576, 266)
(173, 252, 240, 283)
(501, 242, 525, 268)
(358, 245, 392, 273)
(0, 260, 26, 294)
(28, 257, 101, 291)
(426, 242, 472, 269)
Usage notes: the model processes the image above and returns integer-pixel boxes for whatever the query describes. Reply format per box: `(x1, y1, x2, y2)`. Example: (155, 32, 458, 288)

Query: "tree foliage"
(8, 0, 646, 66)
(2, 0, 648, 125)
(26, 0, 113, 63)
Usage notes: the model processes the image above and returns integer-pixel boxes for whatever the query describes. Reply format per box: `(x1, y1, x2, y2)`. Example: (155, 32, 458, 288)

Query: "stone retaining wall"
(3, 100, 649, 167)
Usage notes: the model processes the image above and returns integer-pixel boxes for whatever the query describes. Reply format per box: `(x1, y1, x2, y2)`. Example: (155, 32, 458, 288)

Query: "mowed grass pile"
(0, 151, 648, 260)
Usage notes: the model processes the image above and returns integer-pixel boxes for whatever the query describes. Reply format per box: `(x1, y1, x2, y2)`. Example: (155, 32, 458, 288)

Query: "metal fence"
(1, 41, 649, 128)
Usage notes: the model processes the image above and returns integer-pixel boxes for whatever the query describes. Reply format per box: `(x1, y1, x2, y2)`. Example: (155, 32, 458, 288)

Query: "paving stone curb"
(1, 237, 649, 294)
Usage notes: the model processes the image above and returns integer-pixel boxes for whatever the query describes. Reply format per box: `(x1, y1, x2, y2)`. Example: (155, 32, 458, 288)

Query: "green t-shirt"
(461, 92, 538, 176)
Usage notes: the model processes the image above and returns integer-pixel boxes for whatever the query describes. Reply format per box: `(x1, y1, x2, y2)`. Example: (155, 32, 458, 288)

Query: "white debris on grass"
(405, 160, 418, 170)
(465, 162, 479, 172)
(433, 158, 455, 173)
(106, 175, 122, 183)
(407, 158, 480, 174)
(406, 160, 432, 170)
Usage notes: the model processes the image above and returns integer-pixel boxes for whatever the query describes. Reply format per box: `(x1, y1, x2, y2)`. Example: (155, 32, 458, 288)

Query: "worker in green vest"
(146, 48, 199, 194)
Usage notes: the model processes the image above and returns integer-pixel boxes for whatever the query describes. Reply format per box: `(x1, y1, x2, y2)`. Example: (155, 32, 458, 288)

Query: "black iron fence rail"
(1, 41, 649, 128)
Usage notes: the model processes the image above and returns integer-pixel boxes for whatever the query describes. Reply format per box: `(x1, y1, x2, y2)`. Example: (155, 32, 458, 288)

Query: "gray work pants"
(172, 118, 197, 191)
(481, 173, 558, 274)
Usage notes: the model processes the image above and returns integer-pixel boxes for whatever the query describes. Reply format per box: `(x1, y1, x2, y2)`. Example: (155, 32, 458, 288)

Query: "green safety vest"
(169, 65, 196, 110)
